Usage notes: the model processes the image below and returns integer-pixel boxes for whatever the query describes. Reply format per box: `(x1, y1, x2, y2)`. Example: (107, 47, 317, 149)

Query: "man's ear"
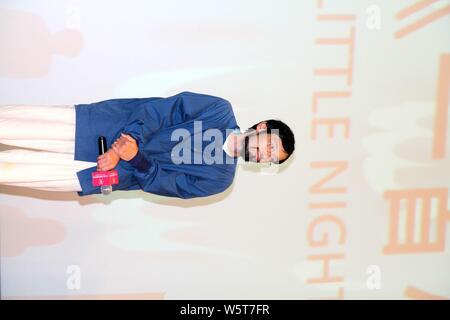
(255, 121, 267, 132)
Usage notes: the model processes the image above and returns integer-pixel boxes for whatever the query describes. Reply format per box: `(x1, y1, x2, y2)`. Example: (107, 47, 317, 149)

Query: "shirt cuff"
(126, 150, 150, 172)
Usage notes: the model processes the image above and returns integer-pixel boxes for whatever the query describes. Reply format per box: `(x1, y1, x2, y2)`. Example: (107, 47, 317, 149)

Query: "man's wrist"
(110, 148, 120, 158)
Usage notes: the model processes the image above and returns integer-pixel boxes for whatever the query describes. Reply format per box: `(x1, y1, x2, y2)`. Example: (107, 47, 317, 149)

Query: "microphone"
(91, 136, 119, 195)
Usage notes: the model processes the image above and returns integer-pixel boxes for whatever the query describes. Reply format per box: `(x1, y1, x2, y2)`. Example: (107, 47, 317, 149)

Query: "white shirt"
(223, 129, 241, 157)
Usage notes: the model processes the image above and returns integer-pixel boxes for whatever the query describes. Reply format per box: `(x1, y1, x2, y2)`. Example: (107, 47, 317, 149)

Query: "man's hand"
(97, 149, 120, 171)
(111, 133, 139, 161)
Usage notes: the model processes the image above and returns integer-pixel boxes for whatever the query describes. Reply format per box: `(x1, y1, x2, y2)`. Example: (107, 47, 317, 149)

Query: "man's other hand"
(97, 149, 120, 171)
(111, 133, 139, 161)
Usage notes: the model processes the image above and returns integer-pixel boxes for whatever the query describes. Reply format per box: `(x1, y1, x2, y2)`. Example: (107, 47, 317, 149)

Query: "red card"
(92, 170, 119, 187)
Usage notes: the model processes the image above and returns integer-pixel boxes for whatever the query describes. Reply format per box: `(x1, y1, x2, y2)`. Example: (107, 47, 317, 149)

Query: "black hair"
(248, 119, 295, 164)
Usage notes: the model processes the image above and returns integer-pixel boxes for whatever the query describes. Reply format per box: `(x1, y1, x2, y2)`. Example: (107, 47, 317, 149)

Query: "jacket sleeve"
(126, 150, 229, 199)
(121, 91, 225, 147)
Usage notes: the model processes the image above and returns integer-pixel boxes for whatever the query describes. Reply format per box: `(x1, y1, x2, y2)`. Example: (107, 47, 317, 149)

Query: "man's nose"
(260, 150, 270, 162)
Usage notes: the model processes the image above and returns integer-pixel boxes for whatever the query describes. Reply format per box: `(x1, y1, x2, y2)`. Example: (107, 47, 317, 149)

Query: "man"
(0, 91, 295, 198)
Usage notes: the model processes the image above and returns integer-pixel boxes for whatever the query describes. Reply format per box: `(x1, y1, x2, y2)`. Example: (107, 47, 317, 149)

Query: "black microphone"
(97, 136, 112, 195)
(98, 136, 107, 155)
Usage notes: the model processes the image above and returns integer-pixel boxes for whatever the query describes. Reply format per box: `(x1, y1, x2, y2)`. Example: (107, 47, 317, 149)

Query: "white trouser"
(0, 105, 96, 192)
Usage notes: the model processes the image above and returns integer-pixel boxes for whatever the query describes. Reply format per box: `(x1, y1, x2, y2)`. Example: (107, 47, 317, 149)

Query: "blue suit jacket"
(74, 91, 240, 198)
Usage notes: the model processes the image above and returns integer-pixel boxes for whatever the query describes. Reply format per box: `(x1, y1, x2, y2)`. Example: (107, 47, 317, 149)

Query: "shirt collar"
(223, 128, 241, 157)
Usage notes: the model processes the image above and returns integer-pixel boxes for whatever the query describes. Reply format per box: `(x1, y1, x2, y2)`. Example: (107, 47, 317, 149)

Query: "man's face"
(243, 130, 288, 163)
